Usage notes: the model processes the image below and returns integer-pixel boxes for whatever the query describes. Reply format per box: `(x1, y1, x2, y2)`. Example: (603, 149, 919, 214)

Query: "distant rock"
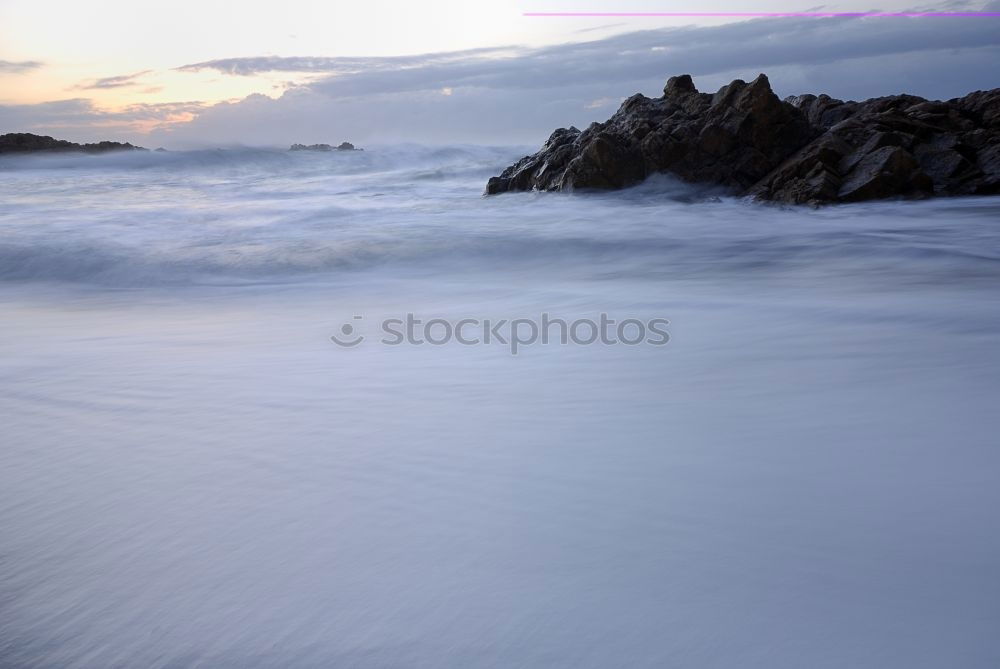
(290, 143, 333, 152)
(486, 74, 1000, 204)
(289, 142, 362, 152)
(0, 132, 146, 155)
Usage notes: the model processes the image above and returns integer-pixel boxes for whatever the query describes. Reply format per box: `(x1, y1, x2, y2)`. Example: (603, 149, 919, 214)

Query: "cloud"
(0, 98, 206, 142)
(0, 98, 96, 127)
(574, 23, 628, 34)
(0, 59, 43, 74)
(156, 8, 1000, 146)
(11, 6, 1000, 147)
(78, 70, 153, 90)
(296, 12, 1000, 99)
(176, 47, 517, 76)
(585, 97, 619, 110)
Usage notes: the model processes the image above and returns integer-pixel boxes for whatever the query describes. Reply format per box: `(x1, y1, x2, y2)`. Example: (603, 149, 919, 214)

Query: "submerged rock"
(487, 75, 1000, 204)
(0, 132, 145, 155)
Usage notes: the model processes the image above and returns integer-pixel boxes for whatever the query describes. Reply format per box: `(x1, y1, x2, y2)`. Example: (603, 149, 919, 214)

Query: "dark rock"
(290, 143, 333, 151)
(836, 146, 931, 202)
(746, 134, 851, 204)
(289, 142, 362, 152)
(975, 144, 1000, 194)
(914, 145, 977, 190)
(487, 74, 1000, 204)
(664, 74, 696, 96)
(0, 132, 145, 155)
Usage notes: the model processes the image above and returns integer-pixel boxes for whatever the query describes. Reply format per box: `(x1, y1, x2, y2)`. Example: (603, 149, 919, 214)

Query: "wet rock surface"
(487, 74, 1000, 204)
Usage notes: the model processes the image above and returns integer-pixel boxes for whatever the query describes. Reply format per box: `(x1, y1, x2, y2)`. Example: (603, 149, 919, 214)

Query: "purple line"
(524, 11, 1000, 17)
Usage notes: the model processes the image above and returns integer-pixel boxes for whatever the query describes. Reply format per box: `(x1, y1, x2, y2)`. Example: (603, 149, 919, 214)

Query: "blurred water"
(1, 147, 999, 668)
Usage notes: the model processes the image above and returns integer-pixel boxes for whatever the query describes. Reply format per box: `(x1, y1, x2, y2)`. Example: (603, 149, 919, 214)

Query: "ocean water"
(1, 146, 999, 668)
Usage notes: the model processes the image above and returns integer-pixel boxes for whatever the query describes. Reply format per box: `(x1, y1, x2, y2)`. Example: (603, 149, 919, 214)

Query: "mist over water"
(2, 147, 999, 667)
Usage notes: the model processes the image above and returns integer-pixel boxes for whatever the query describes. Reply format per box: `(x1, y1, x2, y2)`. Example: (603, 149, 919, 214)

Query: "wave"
(2, 214, 998, 288)
(0, 143, 526, 177)
(2, 143, 999, 288)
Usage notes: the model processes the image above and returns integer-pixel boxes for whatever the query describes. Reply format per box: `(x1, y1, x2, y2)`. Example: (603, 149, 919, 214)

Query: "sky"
(1, 0, 999, 146)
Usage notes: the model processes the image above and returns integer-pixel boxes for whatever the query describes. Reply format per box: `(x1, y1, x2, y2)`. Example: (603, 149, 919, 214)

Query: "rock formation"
(0, 133, 145, 155)
(289, 142, 361, 152)
(486, 74, 1000, 204)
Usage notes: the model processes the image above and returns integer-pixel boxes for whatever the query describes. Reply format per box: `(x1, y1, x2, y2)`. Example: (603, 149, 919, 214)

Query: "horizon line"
(523, 11, 1000, 17)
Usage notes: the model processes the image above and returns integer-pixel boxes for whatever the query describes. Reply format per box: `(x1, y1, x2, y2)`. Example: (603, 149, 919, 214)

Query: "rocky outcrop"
(487, 74, 1000, 204)
(0, 133, 145, 155)
(289, 142, 361, 152)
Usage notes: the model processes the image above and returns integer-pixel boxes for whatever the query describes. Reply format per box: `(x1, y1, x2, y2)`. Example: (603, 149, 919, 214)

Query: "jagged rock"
(487, 74, 1000, 204)
(0, 133, 145, 155)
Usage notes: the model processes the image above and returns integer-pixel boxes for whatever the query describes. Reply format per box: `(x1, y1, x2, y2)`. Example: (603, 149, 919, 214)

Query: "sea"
(1, 146, 999, 667)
